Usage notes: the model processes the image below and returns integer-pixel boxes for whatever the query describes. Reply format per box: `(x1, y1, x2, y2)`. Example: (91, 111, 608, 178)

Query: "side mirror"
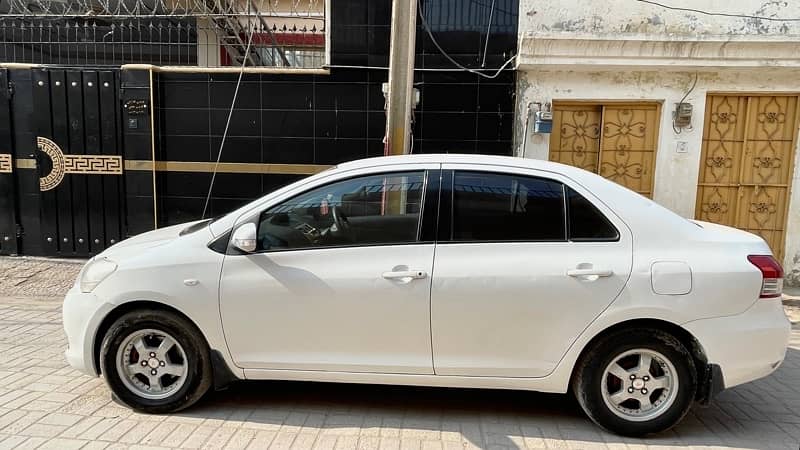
(231, 223, 257, 253)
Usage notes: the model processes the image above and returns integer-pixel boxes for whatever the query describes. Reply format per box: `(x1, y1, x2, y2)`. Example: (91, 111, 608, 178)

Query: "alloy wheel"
(600, 348, 679, 422)
(116, 328, 188, 400)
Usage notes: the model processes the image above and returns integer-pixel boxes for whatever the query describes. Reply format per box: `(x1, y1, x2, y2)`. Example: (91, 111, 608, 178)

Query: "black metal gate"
(28, 68, 125, 256)
(0, 69, 19, 255)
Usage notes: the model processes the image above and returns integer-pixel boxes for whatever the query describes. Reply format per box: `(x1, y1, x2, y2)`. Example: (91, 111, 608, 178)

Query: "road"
(0, 257, 798, 449)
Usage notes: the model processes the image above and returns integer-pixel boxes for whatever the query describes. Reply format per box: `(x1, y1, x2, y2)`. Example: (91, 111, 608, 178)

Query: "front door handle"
(382, 270, 428, 280)
(567, 268, 614, 278)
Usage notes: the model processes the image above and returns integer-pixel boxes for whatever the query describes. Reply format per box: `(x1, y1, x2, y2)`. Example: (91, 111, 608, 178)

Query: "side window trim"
(437, 170, 454, 242)
(560, 182, 568, 241)
(419, 169, 441, 243)
(235, 169, 431, 255)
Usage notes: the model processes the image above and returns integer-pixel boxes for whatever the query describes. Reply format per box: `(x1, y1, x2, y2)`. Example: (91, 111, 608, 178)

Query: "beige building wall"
(515, 0, 800, 284)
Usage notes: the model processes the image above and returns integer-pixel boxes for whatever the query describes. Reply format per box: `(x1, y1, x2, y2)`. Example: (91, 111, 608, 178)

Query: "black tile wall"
(121, 69, 158, 235)
(151, 0, 517, 226)
(412, 0, 517, 156)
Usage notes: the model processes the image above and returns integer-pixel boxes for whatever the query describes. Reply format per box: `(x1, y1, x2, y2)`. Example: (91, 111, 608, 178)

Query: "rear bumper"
(683, 298, 791, 389)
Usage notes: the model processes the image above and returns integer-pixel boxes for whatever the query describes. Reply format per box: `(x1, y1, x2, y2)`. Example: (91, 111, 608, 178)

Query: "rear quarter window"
(566, 186, 619, 241)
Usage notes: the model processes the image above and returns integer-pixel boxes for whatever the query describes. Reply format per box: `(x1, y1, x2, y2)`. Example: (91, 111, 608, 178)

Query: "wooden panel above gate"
(550, 102, 660, 198)
(696, 94, 800, 261)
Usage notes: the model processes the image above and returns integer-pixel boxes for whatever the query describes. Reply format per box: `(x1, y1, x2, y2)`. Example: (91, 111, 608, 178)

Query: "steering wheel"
(330, 205, 352, 238)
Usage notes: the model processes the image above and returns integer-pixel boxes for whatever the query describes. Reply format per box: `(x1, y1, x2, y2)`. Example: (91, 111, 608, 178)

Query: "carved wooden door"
(696, 95, 799, 261)
(550, 102, 660, 198)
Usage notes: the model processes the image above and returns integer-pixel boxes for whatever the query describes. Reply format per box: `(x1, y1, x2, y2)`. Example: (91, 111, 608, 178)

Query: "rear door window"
(450, 171, 566, 241)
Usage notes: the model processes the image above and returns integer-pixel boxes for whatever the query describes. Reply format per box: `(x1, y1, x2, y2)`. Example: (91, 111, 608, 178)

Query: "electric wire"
(322, 64, 515, 72)
(635, 0, 800, 21)
(417, 0, 516, 79)
(480, 0, 497, 68)
(201, 1, 261, 219)
(672, 72, 698, 134)
(200, 0, 512, 215)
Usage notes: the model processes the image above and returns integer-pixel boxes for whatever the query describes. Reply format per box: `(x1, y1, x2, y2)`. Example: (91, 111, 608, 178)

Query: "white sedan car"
(63, 154, 790, 436)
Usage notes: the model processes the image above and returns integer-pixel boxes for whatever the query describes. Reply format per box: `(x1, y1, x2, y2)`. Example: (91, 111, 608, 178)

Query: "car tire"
(572, 328, 697, 436)
(99, 309, 212, 414)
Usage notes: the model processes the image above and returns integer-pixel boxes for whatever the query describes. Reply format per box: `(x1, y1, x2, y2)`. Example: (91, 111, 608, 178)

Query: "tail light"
(747, 255, 784, 299)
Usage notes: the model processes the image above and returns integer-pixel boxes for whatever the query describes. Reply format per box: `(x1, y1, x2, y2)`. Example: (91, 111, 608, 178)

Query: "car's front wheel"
(99, 309, 212, 413)
(572, 328, 698, 436)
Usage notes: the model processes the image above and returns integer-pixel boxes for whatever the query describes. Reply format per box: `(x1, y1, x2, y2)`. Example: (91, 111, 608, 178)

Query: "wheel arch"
(92, 300, 204, 376)
(569, 318, 709, 399)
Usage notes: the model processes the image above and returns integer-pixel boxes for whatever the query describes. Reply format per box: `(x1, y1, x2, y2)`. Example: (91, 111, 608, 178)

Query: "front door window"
(257, 171, 425, 251)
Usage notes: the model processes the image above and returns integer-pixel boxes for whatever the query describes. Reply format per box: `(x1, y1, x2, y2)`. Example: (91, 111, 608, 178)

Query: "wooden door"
(550, 102, 660, 197)
(696, 94, 799, 261)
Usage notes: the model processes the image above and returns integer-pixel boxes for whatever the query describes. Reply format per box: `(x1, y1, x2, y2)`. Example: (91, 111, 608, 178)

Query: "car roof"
(337, 153, 601, 182)
(339, 153, 564, 171)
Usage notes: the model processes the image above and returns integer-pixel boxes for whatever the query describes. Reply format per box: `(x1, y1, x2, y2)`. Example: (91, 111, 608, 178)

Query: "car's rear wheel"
(572, 328, 697, 436)
(100, 309, 212, 413)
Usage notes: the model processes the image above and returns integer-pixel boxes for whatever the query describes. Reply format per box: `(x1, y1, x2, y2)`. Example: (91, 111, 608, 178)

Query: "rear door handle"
(567, 268, 614, 277)
(382, 270, 428, 280)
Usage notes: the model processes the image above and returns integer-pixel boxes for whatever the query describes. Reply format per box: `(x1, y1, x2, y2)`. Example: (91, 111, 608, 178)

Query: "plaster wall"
(515, 68, 800, 284)
(520, 0, 800, 36)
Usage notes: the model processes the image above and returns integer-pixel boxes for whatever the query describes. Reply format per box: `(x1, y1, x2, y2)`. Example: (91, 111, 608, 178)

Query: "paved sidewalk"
(0, 258, 83, 298)
(0, 257, 799, 449)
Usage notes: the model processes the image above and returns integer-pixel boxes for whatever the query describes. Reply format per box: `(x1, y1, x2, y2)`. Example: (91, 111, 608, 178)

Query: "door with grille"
(695, 95, 799, 261)
(549, 102, 660, 198)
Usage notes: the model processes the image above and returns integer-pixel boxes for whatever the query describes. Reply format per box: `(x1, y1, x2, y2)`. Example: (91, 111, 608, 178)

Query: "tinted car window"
(566, 187, 619, 241)
(451, 172, 566, 241)
(257, 172, 425, 251)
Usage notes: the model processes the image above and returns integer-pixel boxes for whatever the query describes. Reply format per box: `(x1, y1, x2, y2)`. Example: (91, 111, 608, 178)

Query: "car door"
(431, 165, 633, 378)
(219, 167, 439, 374)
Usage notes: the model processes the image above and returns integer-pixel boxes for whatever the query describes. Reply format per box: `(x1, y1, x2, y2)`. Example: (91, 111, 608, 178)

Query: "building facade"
(0, 0, 519, 257)
(515, 0, 800, 284)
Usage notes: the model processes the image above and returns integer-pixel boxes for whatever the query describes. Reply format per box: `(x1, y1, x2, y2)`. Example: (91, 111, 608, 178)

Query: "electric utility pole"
(384, 0, 418, 156)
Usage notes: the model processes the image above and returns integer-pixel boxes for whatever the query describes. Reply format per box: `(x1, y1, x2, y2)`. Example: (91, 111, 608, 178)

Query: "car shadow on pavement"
(181, 381, 586, 448)
(163, 347, 800, 449)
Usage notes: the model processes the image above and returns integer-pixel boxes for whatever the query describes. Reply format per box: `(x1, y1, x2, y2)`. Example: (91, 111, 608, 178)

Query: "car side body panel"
(62, 154, 789, 398)
(430, 164, 634, 378)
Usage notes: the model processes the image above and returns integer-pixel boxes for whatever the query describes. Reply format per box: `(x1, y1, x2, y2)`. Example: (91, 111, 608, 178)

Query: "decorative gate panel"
(696, 94, 799, 261)
(30, 69, 125, 256)
(0, 69, 19, 255)
(550, 102, 660, 198)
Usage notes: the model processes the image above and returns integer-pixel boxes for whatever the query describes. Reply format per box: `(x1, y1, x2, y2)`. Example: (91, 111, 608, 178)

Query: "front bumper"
(683, 298, 791, 389)
(63, 286, 112, 377)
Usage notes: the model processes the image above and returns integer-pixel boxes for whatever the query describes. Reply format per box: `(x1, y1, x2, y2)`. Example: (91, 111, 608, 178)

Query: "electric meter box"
(534, 110, 553, 134)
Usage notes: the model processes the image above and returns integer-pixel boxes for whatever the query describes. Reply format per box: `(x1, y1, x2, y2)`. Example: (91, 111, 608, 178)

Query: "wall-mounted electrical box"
(534, 110, 553, 133)
(674, 102, 693, 128)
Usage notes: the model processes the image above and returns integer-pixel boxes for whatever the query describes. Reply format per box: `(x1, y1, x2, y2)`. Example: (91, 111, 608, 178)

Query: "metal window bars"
(0, 0, 327, 68)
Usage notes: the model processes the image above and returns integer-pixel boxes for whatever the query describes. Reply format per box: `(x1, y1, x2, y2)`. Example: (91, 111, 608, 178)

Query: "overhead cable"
(635, 0, 800, 21)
